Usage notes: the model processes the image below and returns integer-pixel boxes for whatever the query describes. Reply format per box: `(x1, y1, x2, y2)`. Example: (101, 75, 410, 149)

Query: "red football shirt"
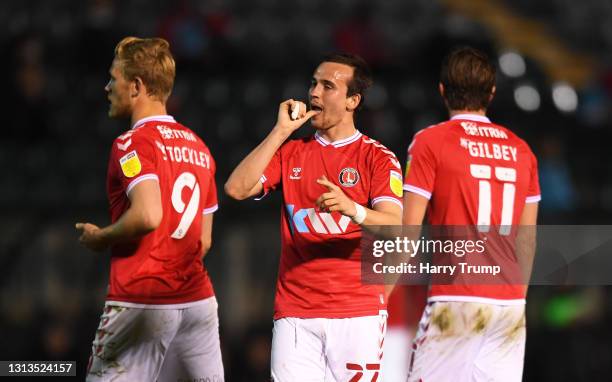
(403, 114, 540, 304)
(105, 115, 218, 307)
(261, 130, 404, 319)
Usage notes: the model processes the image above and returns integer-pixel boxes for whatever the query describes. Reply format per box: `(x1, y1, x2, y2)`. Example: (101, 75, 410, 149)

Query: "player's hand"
(274, 99, 320, 134)
(315, 175, 357, 217)
(75, 222, 108, 252)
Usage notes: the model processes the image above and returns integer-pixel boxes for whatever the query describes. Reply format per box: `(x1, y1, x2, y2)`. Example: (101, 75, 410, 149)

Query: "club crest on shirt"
(119, 150, 142, 178)
(289, 167, 302, 180)
(338, 167, 359, 187)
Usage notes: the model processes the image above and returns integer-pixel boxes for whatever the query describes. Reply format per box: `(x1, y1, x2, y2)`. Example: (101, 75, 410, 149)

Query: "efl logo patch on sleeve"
(119, 150, 142, 178)
(404, 156, 412, 178)
(390, 170, 403, 197)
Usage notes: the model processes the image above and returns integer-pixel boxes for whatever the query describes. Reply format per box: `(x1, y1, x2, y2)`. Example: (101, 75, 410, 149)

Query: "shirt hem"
(106, 295, 216, 309)
(274, 308, 386, 320)
(106, 290, 215, 308)
(427, 295, 526, 306)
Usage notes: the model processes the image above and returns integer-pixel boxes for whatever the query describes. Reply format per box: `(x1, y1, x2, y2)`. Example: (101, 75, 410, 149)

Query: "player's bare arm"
(381, 191, 430, 297)
(516, 202, 538, 294)
(402, 192, 429, 226)
(76, 179, 162, 251)
(200, 213, 213, 259)
(315, 175, 402, 226)
(224, 99, 320, 200)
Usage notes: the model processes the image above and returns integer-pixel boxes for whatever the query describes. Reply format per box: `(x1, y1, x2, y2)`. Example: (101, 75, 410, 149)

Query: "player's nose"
(309, 83, 322, 98)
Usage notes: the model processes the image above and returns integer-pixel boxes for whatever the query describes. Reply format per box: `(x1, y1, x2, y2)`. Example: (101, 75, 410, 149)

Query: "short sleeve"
(203, 154, 219, 214)
(403, 129, 438, 200)
(111, 132, 159, 196)
(525, 151, 541, 203)
(369, 146, 404, 210)
(256, 148, 282, 200)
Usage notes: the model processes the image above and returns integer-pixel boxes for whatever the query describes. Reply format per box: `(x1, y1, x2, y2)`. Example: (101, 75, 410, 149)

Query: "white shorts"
(382, 327, 414, 382)
(271, 311, 387, 382)
(407, 301, 526, 382)
(86, 297, 224, 382)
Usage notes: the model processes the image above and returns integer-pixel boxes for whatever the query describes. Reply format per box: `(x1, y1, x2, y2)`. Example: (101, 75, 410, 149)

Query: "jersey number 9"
(171, 172, 200, 239)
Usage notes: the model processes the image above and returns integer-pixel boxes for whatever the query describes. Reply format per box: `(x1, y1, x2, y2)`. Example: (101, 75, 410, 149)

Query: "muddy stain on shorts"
(504, 314, 526, 345)
(432, 305, 453, 335)
(472, 306, 493, 334)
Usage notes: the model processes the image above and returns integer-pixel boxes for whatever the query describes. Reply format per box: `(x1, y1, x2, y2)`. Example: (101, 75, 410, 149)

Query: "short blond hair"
(114, 37, 176, 102)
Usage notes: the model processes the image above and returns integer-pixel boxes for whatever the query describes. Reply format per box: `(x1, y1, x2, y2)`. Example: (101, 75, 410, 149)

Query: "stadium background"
(1, 0, 611, 380)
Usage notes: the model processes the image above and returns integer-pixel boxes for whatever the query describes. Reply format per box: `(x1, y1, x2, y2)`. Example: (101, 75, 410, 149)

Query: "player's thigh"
(473, 305, 526, 382)
(408, 302, 487, 382)
(157, 297, 224, 382)
(86, 304, 180, 382)
(271, 317, 326, 382)
(324, 312, 387, 382)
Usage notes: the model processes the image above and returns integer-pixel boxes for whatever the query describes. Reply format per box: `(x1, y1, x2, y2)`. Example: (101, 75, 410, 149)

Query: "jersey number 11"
(470, 164, 516, 236)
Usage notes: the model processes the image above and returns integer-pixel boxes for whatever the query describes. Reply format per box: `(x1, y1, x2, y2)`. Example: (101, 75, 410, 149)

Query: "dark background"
(1, 0, 611, 380)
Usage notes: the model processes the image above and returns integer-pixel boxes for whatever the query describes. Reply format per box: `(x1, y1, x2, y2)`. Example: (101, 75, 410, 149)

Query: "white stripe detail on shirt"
(203, 204, 219, 215)
(333, 131, 363, 147)
(371, 196, 403, 210)
(254, 175, 269, 201)
(314, 130, 362, 148)
(525, 195, 541, 203)
(126, 174, 159, 195)
(428, 295, 526, 306)
(307, 209, 328, 234)
(315, 134, 329, 146)
(402, 184, 432, 200)
(319, 212, 341, 234)
(132, 115, 176, 130)
(450, 114, 491, 123)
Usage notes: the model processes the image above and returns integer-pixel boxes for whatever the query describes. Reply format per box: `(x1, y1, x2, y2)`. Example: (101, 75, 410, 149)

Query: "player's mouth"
(310, 104, 323, 113)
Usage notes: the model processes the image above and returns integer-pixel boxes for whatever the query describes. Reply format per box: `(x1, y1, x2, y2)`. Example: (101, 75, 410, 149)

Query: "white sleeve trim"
(402, 184, 432, 200)
(254, 175, 269, 201)
(525, 195, 541, 203)
(202, 204, 218, 215)
(371, 196, 403, 210)
(126, 174, 159, 195)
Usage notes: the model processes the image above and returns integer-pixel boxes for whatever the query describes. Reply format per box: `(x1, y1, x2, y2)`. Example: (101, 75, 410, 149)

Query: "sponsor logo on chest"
(286, 205, 351, 234)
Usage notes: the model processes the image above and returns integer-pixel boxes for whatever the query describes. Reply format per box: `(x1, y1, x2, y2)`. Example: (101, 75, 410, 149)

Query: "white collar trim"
(132, 115, 176, 130)
(451, 114, 491, 123)
(315, 130, 362, 148)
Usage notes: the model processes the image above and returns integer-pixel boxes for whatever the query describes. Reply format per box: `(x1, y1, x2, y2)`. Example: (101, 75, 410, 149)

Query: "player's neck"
(131, 102, 168, 127)
(449, 109, 487, 118)
(316, 121, 357, 143)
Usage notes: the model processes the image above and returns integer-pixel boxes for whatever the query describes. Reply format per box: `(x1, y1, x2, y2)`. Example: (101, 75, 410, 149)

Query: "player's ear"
(438, 83, 445, 98)
(346, 93, 361, 112)
(131, 77, 144, 98)
(489, 86, 496, 103)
